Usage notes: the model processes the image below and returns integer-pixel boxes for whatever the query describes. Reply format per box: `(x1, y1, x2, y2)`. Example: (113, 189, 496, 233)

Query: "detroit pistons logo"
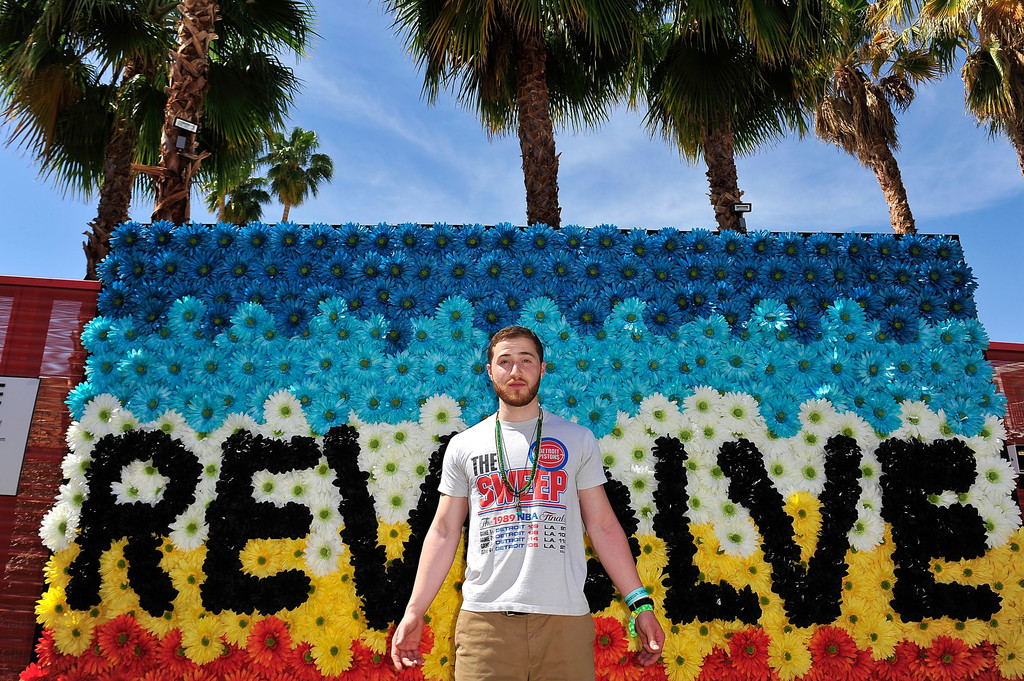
(532, 438, 568, 471)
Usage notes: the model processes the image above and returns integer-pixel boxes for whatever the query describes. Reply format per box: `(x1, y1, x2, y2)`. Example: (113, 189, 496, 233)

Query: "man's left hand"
(634, 610, 665, 666)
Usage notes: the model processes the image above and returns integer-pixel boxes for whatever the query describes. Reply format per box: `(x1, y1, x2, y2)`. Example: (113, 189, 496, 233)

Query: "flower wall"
(26, 222, 1024, 681)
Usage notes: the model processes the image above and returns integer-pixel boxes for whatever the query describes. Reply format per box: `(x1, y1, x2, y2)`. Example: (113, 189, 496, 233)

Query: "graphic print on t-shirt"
(474, 437, 570, 554)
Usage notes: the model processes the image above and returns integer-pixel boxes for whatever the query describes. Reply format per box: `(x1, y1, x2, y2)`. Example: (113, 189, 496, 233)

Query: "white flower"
(218, 412, 259, 437)
(970, 497, 1022, 548)
(407, 454, 431, 483)
(715, 516, 759, 557)
(848, 510, 885, 551)
(61, 451, 92, 485)
(377, 489, 416, 524)
(964, 415, 1007, 458)
(833, 411, 877, 450)
(970, 453, 1017, 501)
(109, 409, 139, 435)
(620, 430, 656, 468)
(357, 422, 389, 473)
(168, 506, 209, 551)
(57, 480, 88, 511)
(153, 410, 190, 440)
(304, 534, 345, 576)
(388, 421, 420, 453)
(252, 470, 281, 504)
(693, 420, 728, 453)
(302, 457, 338, 488)
(112, 460, 168, 505)
(79, 394, 122, 436)
(858, 450, 882, 486)
(894, 401, 943, 441)
(623, 464, 657, 511)
(720, 392, 763, 438)
(604, 412, 632, 441)
(798, 399, 839, 437)
(281, 470, 310, 501)
(635, 502, 657, 535)
(307, 490, 342, 531)
(789, 447, 826, 496)
(636, 394, 681, 436)
(419, 394, 466, 436)
(857, 484, 883, 515)
(39, 503, 78, 552)
(682, 386, 725, 423)
(263, 390, 308, 434)
(763, 443, 804, 499)
(599, 438, 630, 480)
(66, 422, 97, 455)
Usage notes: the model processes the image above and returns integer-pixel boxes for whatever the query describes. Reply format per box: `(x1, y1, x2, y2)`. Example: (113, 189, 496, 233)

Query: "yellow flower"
(733, 553, 773, 595)
(784, 493, 822, 563)
(220, 609, 262, 647)
(295, 599, 337, 644)
(758, 600, 790, 637)
(947, 618, 989, 647)
(136, 606, 179, 637)
(361, 627, 389, 655)
(239, 537, 288, 576)
(378, 521, 412, 561)
(997, 636, 1024, 678)
(98, 577, 138, 614)
(181, 612, 226, 665)
(311, 626, 355, 676)
(421, 634, 456, 681)
(636, 534, 669, 570)
(161, 544, 205, 573)
(673, 621, 720, 658)
(768, 629, 813, 680)
(168, 562, 206, 603)
(35, 586, 69, 628)
(663, 632, 703, 681)
(51, 610, 96, 656)
(903, 618, 940, 646)
(43, 547, 78, 590)
(98, 539, 129, 579)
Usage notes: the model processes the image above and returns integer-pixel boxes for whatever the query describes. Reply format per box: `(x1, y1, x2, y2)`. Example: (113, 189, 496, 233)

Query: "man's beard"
(493, 378, 540, 408)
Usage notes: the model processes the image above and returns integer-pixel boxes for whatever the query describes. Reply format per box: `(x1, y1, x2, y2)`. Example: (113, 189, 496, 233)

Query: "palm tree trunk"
(152, 0, 218, 224)
(865, 138, 916, 234)
(1010, 116, 1024, 181)
(282, 202, 291, 222)
(702, 117, 745, 233)
(84, 108, 137, 280)
(515, 27, 560, 229)
(217, 192, 227, 222)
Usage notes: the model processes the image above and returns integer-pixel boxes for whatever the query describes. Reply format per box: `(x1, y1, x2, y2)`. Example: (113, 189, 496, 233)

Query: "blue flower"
(154, 251, 184, 279)
(555, 224, 586, 251)
(487, 223, 522, 251)
(879, 306, 916, 343)
(441, 252, 476, 286)
(681, 228, 715, 255)
(920, 259, 953, 290)
(242, 280, 277, 307)
(581, 398, 616, 438)
(407, 318, 440, 349)
(747, 230, 776, 258)
(97, 281, 131, 316)
(120, 250, 151, 283)
(135, 296, 169, 333)
(941, 394, 985, 436)
(270, 223, 304, 254)
(686, 282, 715, 318)
(384, 317, 412, 352)
(616, 255, 645, 287)
(210, 222, 240, 250)
(898, 233, 933, 262)
(96, 252, 124, 284)
(109, 221, 145, 251)
(807, 233, 839, 259)
(452, 222, 484, 252)
(380, 383, 417, 423)
(353, 383, 385, 421)
(876, 285, 909, 310)
(886, 262, 917, 290)
(870, 233, 898, 260)
(944, 292, 977, 318)
(762, 395, 801, 438)
(148, 221, 175, 249)
(586, 224, 622, 252)
(309, 396, 345, 436)
(913, 290, 946, 320)
(423, 223, 456, 254)
(838, 232, 870, 261)
(476, 252, 508, 288)
(733, 255, 763, 287)
(473, 295, 511, 335)
(933, 236, 964, 263)
(287, 257, 318, 283)
(653, 227, 685, 257)
(796, 255, 829, 287)
(623, 229, 652, 259)
(644, 256, 675, 287)
(719, 229, 747, 258)
(777, 232, 806, 258)
(525, 223, 557, 252)
(368, 222, 396, 253)
(643, 298, 681, 335)
(240, 222, 272, 253)
(337, 222, 367, 250)
(706, 253, 731, 283)
(301, 223, 339, 254)
(272, 298, 310, 335)
(224, 252, 253, 281)
(594, 282, 631, 315)
(184, 393, 226, 433)
(257, 252, 288, 280)
(761, 257, 794, 292)
(680, 254, 710, 282)
(826, 258, 856, 289)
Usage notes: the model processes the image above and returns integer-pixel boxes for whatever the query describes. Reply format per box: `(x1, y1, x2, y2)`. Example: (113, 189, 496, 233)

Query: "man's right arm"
(390, 493, 469, 669)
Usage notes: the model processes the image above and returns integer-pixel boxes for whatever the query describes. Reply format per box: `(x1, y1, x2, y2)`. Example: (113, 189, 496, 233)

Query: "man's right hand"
(390, 612, 426, 669)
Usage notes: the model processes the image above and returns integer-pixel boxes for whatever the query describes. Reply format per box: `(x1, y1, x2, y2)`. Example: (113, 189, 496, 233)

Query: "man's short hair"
(486, 325, 545, 364)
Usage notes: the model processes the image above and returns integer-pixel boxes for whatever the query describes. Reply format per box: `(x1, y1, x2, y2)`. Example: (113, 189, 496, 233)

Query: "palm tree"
(150, 0, 314, 223)
(205, 175, 271, 223)
(261, 127, 334, 222)
(876, 0, 1024, 179)
(384, 0, 641, 228)
(812, 5, 942, 235)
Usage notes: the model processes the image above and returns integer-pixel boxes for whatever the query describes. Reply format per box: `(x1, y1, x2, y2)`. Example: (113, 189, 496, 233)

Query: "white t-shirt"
(439, 409, 607, 615)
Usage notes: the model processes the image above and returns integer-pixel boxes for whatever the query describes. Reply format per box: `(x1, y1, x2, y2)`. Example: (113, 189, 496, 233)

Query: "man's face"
(487, 337, 545, 408)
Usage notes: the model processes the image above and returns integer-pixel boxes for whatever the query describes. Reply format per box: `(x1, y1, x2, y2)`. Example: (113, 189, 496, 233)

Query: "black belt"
(504, 611, 528, 616)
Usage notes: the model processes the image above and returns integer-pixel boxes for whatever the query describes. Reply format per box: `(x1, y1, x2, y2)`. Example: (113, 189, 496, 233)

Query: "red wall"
(0, 276, 99, 678)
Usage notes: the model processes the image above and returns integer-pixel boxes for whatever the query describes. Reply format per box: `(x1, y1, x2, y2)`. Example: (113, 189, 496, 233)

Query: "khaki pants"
(454, 610, 596, 681)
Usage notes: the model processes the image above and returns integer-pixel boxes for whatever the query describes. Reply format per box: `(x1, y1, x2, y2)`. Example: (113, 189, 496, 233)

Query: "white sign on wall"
(0, 376, 40, 496)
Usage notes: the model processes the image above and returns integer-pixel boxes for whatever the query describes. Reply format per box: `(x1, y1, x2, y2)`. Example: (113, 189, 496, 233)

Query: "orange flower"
(599, 651, 645, 681)
(594, 616, 630, 669)
(95, 613, 153, 668)
(727, 626, 771, 681)
(924, 636, 972, 681)
(155, 629, 198, 678)
(806, 626, 859, 680)
(696, 647, 733, 681)
(290, 641, 324, 681)
(246, 615, 293, 672)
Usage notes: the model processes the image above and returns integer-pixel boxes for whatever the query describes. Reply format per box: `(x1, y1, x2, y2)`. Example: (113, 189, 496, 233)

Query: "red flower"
(96, 614, 148, 667)
(18, 663, 48, 681)
(79, 642, 114, 676)
(347, 640, 395, 681)
(698, 647, 737, 681)
(969, 642, 997, 678)
(639, 659, 670, 681)
(924, 636, 972, 681)
(246, 616, 294, 672)
(728, 627, 772, 681)
(290, 642, 324, 681)
(807, 626, 858, 680)
(594, 616, 630, 669)
(396, 666, 426, 681)
(207, 641, 248, 677)
(598, 651, 644, 681)
(34, 629, 72, 675)
(156, 629, 198, 678)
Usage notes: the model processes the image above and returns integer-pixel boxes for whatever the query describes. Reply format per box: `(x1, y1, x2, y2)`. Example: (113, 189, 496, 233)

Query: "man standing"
(391, 325, 664, 679)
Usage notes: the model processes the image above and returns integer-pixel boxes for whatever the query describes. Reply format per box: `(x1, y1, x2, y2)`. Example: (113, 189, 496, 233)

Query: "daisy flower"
(79, 394, 122, 437)
(65, 423, 97, 456)
(39, 503, 78, 552)
(798, 398, 840, 437)
(419, 394, 466, 436)
(682, 386, 725, 422)
(263, 390, 308, 434)
(153, 409, 190, 440)
(715, 515, 760, 558)
(304, 534, 346, 577)
(169, 505, 210, 552)
(636, 393, 681, 436)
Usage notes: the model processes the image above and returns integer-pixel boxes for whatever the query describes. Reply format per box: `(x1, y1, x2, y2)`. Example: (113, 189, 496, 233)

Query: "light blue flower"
(862, 392, 901, 434)
(749, 298, 791, 335)
(954, 350, 991, 382)
(762, 395, 801, 438)
(81, 317, 118, 354)
(184, 393, 226, 433)
(581, 398, 616, 438)
(119, 348, 156, 382)
(309, 396, 345, 436)
(127, 384, 174, 423)
(977, 383, 1006, 415)
(941, 394, 985, 436)
(960, 318, 989, 349)
(229, 302, 274, 342)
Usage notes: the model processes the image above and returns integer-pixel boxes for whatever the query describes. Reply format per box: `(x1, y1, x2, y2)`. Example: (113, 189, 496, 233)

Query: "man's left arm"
(579, 484, 665, 666)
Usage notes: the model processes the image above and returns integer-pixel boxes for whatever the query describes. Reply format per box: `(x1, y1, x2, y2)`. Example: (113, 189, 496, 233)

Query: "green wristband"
(628, 603, 654, 637)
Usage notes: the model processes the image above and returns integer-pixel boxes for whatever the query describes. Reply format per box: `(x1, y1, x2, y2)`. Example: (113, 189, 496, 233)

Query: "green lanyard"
(494, 411, 544, 515)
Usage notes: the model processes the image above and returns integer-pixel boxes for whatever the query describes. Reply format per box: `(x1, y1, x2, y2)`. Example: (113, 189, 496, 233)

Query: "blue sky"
(1, 2, 1022, 342)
